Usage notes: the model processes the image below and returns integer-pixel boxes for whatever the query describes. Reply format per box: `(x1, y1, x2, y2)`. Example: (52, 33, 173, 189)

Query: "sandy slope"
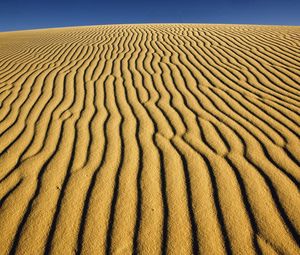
(0, 24, 299, 254)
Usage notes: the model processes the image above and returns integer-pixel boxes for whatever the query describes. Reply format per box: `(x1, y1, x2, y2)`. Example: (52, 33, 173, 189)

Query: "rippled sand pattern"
(0, 24, 299, 254)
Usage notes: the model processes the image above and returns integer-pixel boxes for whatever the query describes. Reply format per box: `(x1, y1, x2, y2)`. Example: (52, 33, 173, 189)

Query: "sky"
(0, 0, 299, 32)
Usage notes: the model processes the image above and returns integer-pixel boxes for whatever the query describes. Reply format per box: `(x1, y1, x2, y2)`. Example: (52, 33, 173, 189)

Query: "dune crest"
(0, 24, 299, 254)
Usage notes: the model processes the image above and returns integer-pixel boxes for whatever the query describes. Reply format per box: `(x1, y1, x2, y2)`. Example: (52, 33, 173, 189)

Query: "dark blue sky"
(0, 0, 299, 32)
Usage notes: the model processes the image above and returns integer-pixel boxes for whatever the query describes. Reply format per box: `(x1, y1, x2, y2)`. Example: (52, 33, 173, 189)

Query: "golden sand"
(0, 24, 299, 254)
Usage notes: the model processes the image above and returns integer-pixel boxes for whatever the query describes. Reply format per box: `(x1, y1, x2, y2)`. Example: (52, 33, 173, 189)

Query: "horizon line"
(1, 22, 299, 33)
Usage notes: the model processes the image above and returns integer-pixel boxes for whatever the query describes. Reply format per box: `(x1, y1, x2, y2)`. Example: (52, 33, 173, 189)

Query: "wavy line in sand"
(0, 24, 299, 255)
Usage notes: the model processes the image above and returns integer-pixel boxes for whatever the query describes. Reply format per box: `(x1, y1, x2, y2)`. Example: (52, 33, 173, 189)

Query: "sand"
(0, 24, 299, 254)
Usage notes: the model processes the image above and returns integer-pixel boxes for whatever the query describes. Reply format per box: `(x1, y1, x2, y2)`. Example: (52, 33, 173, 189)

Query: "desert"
(0, 24, 299, 254)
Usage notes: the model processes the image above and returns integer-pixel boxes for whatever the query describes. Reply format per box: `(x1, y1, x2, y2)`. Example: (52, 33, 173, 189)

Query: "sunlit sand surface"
(0, 24, 299, 254)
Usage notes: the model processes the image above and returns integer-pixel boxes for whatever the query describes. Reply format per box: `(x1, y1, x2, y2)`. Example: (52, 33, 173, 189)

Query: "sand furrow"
(0, 24, 299, 255)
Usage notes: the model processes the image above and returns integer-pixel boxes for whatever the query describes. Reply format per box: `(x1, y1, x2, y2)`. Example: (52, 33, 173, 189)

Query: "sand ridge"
(0, 24, 299, 254)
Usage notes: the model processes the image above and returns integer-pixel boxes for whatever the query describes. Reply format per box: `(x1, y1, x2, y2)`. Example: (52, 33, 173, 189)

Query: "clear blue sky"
(0, 0, 299, 32)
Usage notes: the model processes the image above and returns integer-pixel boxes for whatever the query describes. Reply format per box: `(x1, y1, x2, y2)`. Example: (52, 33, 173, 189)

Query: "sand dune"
(0, 24, 299, 254)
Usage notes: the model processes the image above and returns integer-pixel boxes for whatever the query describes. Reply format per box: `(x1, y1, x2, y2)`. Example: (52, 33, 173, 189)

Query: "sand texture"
(0, 24, 299, 254)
